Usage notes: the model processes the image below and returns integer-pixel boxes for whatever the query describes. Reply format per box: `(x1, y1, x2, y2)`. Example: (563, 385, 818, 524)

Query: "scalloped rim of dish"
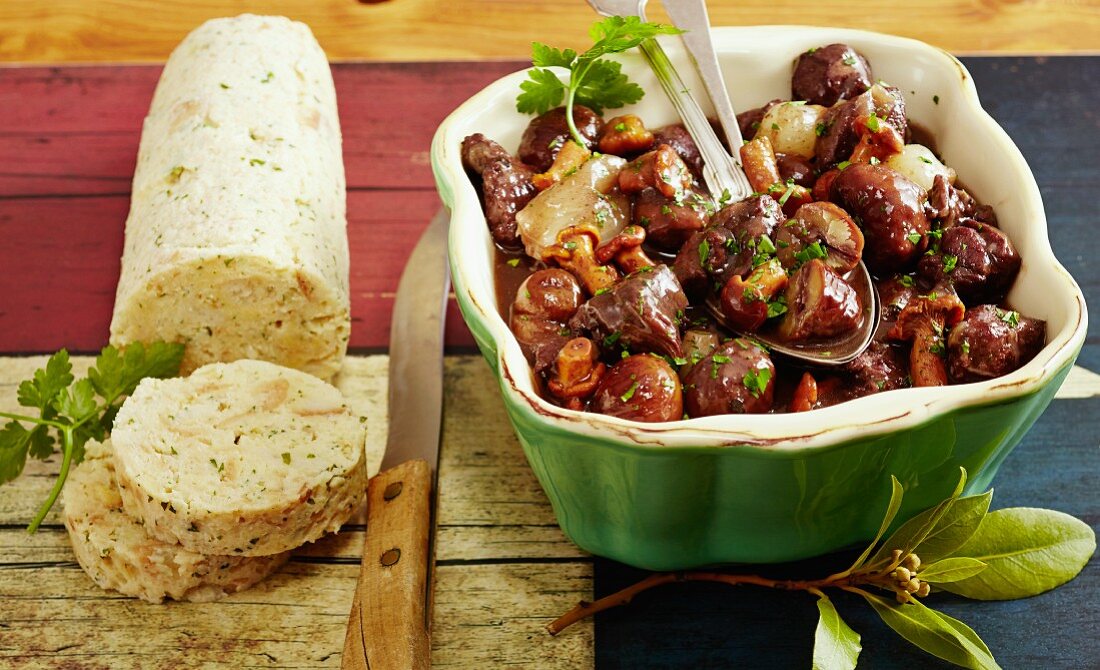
(432, 25, 1088, 451)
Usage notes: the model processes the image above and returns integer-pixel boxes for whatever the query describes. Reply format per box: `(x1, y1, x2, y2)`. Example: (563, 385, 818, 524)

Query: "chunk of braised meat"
(569, 264, 689, 359)
(776, 153, 816, 188)
(736, 99, 782, 138)
(590, 354, 683, 422)
(672, 226, 741, 300)
(510, 269, 585, 373)
(926, 174, 998, 227)
(712, 194, 787, 271)
(830, 163, 930, 275)
(651, 123, 706, 182)
(815, 84, 907, 167)
(792, 44, 873, 107)
(682, 339, 776, 416)
(778, 259, 863, 341)
(461, 134, 538, 248)
(518, 105, 604, 172)
(633, 187, 710, 251)
(947, 305, 1045, 383)
(843, 341, 910, 400)
(917, 220, 1021, 304)
(619, 144, 694, 199)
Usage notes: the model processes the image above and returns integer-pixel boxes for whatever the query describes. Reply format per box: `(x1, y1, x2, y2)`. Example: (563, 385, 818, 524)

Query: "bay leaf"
(812, 593, 861, 670)
(918, 557, 987, 584)
(846, 476, 904, 573)
(938, 507, 1096, 600)
(859, 590, 1001, 670)
(868, 468, 968, 567)
(913, 490, 993, 563)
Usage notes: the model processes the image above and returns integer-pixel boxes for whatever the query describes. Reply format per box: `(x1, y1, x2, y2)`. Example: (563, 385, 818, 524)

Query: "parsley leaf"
(0, 342, 184, 532)
(516, 16, 681, 142)
(516, 68, 566, 115)
(573, 59, 644, 114)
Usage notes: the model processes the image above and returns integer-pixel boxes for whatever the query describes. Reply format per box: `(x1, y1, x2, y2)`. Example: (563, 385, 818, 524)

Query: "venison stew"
(463, 43, 1044, 423)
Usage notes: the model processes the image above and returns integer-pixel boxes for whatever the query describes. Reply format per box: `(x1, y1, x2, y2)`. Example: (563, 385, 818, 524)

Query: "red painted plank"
(0, 62, 533, 353)
(0, 191, 476, 353)
(0, 62, 524, 196)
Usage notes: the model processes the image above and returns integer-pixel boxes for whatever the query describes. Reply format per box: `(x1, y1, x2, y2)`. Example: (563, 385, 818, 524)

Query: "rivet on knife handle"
(342, 459, 432, 670)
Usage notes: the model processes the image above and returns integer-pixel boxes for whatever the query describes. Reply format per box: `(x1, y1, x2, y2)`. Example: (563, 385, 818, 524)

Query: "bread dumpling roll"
(109, 14, 349, 379)
(63, 440, 290, 603)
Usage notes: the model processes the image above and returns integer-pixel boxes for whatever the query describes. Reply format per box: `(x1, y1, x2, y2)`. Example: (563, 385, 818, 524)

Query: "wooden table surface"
(1, 3, 1098, 668)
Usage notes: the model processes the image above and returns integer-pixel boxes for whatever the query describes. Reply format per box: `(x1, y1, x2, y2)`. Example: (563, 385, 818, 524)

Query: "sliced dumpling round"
(112, 359, 367, 556)
(63, 439, 290, 603)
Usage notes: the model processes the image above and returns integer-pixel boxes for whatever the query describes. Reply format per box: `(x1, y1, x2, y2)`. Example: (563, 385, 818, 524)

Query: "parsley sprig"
(516, 16, 682, 146)
(0, 342, 184, 531)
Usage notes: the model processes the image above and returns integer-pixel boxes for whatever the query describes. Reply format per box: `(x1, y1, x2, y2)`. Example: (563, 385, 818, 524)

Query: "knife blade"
(342, 207, 450, 670)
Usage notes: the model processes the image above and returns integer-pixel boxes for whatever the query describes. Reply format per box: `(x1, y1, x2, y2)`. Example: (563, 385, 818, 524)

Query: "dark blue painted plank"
(595, 56, 1100, 669)
(594, 396, 1100, 669)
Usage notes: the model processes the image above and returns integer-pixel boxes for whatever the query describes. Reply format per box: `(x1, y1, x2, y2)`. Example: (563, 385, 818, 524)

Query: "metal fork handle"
(663, 0, 746, 156)
(638, 38, 745, 198)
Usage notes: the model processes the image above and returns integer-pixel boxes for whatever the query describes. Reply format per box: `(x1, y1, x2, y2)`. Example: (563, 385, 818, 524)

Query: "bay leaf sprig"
(547, 468, 1096, 670)
(0, 342, 184, 531)
(516, 16, 682, 146)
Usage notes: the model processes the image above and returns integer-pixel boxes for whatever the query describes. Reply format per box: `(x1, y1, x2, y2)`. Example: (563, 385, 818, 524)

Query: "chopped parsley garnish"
(743, 368, 772, 398)
(919, 155, 934, 165)
(506, 258, 521, 267)
(698, 240, 711, 265)
(933, 94, 940, 105)
(898, 275, 915, 287)
(961, 340, 971, 355)
(602, 332, 622, 347)
(620, 382, 639, 402)
(661, 204, 673, 215)
(906, 232, 922, 245)
(757, 236, 777, 255)
(836, 160, 851, 171)
(815, 122, 828, 137)
(767, 295, 788, 319)
(842, 54, 857, 66)
(793, 241, 828, 266)
(942, 254, 958, 273)
(614, 121, 627, 132)
(866, 116, 881, 132)
(998, 309, 1020, 328)
(281, 452, 291, 464)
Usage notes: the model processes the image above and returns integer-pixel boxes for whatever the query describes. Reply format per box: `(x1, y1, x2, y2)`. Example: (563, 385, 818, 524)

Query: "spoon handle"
(637, 38, 745, 198)
(663, 0, 747, 158)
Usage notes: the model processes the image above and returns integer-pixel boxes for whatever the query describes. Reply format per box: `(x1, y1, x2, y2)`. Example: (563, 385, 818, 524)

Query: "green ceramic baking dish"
(431, 26, 1087, 570)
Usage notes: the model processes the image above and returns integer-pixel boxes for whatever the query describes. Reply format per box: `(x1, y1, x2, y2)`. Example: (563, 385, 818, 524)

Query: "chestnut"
(830, 163, 930, 275)
(778, 259, 863, 341)
(590, 354, 683, 422)
(776, 201, 864, 275)
(518, 106, 603, 172)
(682, 339, 776, 416)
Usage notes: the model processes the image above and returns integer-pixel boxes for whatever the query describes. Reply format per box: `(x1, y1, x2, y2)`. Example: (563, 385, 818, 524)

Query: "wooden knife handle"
(342, 459, 432, 670)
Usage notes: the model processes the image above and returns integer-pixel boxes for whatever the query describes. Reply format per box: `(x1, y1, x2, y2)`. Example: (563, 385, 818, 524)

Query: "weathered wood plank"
(0, 0, 1096, 64)
(0, 556, 593, 670)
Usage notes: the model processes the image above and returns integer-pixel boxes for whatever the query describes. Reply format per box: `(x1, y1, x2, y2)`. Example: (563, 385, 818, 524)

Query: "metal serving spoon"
(586, 0, 878, 365)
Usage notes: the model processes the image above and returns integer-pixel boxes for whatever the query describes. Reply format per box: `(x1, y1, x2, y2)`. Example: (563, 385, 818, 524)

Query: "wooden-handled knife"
(342, 208, 450, 670)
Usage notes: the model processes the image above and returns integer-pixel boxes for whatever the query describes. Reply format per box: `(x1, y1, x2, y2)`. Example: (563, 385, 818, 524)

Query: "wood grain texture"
(0, 0, 1097, 64)
(0, 354, 594, 668)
